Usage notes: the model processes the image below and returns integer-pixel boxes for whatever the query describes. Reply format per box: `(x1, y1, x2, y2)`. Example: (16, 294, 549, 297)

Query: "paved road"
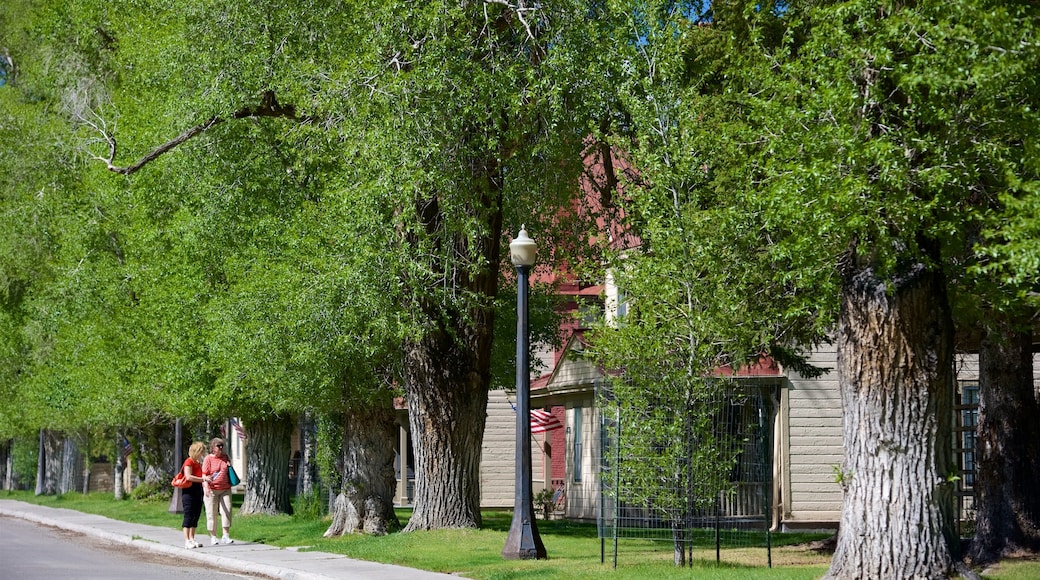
(0, 516, 263, 580)
(0, 501, 460, 579)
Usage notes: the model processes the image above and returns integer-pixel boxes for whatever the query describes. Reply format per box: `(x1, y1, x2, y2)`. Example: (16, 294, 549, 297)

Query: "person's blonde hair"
(188, 441, 206, 462)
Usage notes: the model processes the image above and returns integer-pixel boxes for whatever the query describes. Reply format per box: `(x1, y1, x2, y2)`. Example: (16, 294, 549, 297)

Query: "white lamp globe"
(509, 226, 537, 267)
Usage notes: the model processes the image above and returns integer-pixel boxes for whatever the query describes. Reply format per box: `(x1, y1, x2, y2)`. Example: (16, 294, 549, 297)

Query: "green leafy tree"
(6, 0, 605, 529)
(591, 0, 1040, 576)
(305, 0, 603, 531)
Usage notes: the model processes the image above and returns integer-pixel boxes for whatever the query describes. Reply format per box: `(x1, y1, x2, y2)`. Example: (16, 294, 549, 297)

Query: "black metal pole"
(502, 264, 547, 560)
(169, 418, 183, 513)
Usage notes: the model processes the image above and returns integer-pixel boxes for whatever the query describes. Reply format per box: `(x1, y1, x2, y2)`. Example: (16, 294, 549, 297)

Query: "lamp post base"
(502, 511, 547, 560)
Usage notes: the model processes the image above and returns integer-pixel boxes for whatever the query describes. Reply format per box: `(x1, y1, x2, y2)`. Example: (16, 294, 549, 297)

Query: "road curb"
(0, 503, 338, 580)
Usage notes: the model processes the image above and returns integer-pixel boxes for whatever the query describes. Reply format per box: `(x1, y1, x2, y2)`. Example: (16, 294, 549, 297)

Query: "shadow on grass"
(476, 508, 832, 547)
(391, 507, 599, 539)
(479, 509, 599, 539)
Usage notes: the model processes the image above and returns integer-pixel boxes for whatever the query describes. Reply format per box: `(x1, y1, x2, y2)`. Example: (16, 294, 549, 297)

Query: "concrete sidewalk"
(0, 499, 461, 579)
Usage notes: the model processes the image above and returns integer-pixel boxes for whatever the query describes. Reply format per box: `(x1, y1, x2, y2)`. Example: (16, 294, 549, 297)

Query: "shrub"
(292, 490, 326, 520)
(129, 480, 171, 503)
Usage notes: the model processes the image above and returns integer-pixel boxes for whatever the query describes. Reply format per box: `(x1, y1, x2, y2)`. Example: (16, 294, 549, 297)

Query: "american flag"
(231, 418, 247, 440)
(122, 437, 133, 460)
(530, 409, 563, 434)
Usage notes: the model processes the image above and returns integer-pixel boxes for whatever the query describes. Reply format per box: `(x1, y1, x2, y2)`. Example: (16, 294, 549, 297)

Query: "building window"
(578, 298, 602, 328)
(573, 408, 583, 483)
(616, 289, 628, 319)
(955, 381, 979, 491)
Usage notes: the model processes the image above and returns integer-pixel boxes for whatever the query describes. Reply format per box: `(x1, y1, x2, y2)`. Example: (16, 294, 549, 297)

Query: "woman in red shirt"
(180, 441, 206, 549)
(201, 437, 235, 545)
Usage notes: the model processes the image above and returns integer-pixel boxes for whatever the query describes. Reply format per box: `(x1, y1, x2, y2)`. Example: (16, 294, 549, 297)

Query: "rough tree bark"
(966, 318, 1040, 565)
(36, 429, 62, 496)
(295, 412, 316, 498)
(400, 161, 502, 531)
(324, 405, 400, 536)
(239, 415, 293, 516)
(59, 435, 80, 495)
(3, 440, 12, 490)
(402, 322, 492, 531)
(114, 458, 126, 500)
(825, 259, 956, 579)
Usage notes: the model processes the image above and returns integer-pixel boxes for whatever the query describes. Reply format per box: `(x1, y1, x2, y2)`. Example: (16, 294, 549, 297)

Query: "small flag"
(231, 418, 247, 440)
(510, 401, 564, 435)
(530, 409, 563, 434)
(122, 437, 133, 460)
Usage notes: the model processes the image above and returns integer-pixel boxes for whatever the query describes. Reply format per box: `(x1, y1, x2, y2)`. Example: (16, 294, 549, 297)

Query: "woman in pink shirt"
(201, 437, 235, 545)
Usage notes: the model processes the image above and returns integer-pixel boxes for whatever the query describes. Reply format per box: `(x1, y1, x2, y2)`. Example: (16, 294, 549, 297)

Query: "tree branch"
(483, 0, 538, 42)
(91, 90, 300, 175)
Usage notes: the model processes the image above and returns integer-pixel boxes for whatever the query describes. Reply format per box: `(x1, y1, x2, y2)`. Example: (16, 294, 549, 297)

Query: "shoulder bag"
(227, 463, 241, 486)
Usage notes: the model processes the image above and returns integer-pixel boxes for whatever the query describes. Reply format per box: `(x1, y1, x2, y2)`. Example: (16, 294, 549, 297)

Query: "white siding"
(532, 342, 556, 379)
(480, 389, 545, 508)
(550, 351, 600, 387)
(954, 352, 980, 387)
(783, 346, 844, 526)
(564, 405, 599, 521)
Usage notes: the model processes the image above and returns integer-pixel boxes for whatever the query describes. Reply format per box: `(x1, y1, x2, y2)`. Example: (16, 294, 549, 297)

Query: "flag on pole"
(230, 417, 247, 440)
(122, 437, 133, 460)
(510, 401, 564, 435)
(530, 409, 563, 434)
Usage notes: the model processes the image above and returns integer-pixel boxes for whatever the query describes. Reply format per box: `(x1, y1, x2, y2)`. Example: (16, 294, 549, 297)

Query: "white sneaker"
(184, 539, 196, 549)
(192, 539, 203, 548)
(210, 536, 219, 546)
(221, 535, 234, 545)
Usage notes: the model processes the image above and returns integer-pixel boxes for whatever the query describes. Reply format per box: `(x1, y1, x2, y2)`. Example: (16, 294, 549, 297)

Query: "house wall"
(87, 462, 114, 493)
(955, 353, 979, 382)
(782, 346, 844, 529)
(780, 348, 1004, 530)
(564, 404, 599, 522)
(480, 389, 546, 508)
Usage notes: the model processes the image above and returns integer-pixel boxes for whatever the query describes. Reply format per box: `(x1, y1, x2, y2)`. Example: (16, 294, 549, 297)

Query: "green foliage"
(315, 414, 343, 494)
(128, 480, 171, 503)
(292, 489, 326, 520)
(534, 488, 555, 506)
(831, 465, 852, 492)
(9, 436, 39, 490)
(602, 377, 744, 523)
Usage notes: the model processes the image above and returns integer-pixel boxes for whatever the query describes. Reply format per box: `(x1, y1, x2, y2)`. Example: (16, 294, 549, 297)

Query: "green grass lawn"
(4, 490, 1038, 579)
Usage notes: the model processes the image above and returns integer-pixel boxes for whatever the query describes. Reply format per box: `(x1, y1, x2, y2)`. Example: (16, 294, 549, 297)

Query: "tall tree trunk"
(114, 458, 126, 500)
(34, 429, 45, 495)
(295, 412, 316, 498)
(402, 324, 492, 531)
(826, 260, 956, 579)
(672, 523, 686, 566)
(400, 176, 501, 531)
(59, 435, 80, 495)
(239, 415, 293, 515)
(0, 439, 9, 491)
(966, 319, 1040, 565)
(3, 440, 12, 491)
(324, 405, 400, 536)
(37, 429, 62, 495)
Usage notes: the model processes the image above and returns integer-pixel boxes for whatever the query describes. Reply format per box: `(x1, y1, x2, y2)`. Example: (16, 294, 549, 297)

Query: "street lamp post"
(502, 225, 547, 560)
(168, 418, 183, 514)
